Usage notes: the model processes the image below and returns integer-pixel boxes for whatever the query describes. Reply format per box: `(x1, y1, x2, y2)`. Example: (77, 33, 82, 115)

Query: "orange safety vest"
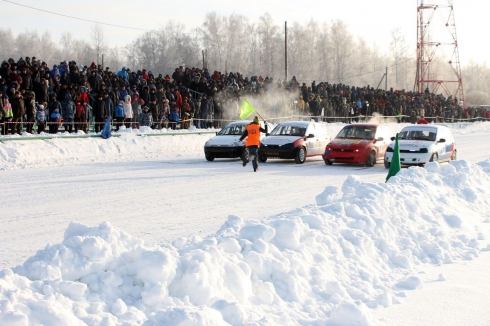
(245, 123, 261, 147)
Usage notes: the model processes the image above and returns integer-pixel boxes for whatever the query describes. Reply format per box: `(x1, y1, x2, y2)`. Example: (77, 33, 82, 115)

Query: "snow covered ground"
(1, 121, 490, 325)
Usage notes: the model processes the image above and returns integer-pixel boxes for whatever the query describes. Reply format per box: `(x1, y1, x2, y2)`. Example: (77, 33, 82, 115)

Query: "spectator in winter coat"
(116, 67, 129, 81)
(10, 91, 25, 134)
(36, 103, 46, 134)
(49, 107, 61, 134)
(131, 94, 143, 128)
(79, 86, 89, 104)
(24, 91, 36, 133)
(417, 116, 429, 124)
(103, 92, 114, 119)
(169, 100, 180, 130)
(3, 97, 13, 135)
(122, 94, 133, 129)
(92, 94, 107, 133)
(139, 106, 153, 127)
(61, 93, 76, 133)
(80, 100, 91, 133)
(158, 97, 170, 129)
(199, 94, 211, 128)
(114, 100, 125, 131)
(74, 100, 84, 133)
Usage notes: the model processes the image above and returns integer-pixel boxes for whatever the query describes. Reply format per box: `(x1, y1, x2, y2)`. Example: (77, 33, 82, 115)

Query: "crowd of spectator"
(0, 56, 489, 136)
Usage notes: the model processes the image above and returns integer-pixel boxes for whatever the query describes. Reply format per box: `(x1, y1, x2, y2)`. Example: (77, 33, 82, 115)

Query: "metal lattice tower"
(415, 0, 465, 106)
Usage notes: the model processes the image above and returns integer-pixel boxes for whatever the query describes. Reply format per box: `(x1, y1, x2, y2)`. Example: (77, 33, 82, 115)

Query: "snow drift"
(1, 159, 489, 325)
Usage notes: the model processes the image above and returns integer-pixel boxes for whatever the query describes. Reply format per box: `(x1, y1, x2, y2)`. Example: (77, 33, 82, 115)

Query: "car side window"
(306, 124, 316, 136)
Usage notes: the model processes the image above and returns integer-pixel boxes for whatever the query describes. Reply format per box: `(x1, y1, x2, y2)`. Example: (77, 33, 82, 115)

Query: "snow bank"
(1, 159, 489, 325)
(0, 128, 217, 170)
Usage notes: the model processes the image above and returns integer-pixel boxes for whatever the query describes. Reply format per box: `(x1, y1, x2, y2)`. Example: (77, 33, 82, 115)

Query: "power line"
(2, 0, 155, 31)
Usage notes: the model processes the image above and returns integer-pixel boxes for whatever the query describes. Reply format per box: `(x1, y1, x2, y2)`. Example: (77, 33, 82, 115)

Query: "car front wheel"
(295, 147, 306, 164)
(324, 158, 333, 165)
(366, 151, 376, 167)
(205, 153, 215, 161)
(429, 152, 438, 162)
(259, 154, 267, 163)
(384, 158, 390, 169)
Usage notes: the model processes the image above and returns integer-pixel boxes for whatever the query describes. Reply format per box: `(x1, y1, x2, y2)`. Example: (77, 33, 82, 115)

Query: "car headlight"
(386, 147, 394, 152)
(205, 141, 211, 147)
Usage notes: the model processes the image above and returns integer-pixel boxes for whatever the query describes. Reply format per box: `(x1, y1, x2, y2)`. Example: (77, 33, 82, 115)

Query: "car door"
(375, 126, 389, 159)
(305, 123, 319, 155)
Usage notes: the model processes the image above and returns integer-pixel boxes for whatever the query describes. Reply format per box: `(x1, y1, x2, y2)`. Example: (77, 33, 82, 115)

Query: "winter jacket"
(11, 96, 25, 119)
(92, 99, 106, 119)
(169, 105, 180, 122)
(103, 97, 114, 118)
(123, 95, 133, 119)
(115, 103, 124, 118)
(36, 107, 46, 123)
(4, 102, 13, 118)
(75, 103, 86, 120)
(47, 100, 62, 116)
(139, 111, 153, 127)
(49, 111, 61, 123)
(61, 94, 76, 122)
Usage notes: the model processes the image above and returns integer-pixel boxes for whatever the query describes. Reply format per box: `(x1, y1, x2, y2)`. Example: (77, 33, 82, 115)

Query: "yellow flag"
(239, 99, 256, 120)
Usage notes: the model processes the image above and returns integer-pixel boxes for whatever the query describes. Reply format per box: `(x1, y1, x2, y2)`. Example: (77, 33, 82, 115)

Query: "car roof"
(276, 121, 312, 127)
(401, 124, 445, 131)
(344, 123, 380, 128)
(225, 121, 251, 127)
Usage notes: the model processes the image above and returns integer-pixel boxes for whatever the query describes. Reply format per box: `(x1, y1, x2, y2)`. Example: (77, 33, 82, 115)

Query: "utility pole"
(285, 21, 288, 83)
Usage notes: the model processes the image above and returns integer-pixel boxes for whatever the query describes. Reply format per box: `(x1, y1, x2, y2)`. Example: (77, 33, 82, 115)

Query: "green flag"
(239, 99, 256, 120)
(386, 133, 401, 182)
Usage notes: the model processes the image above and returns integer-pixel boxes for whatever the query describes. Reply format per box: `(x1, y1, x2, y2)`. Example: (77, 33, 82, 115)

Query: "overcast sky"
(2, 0, 487, 66)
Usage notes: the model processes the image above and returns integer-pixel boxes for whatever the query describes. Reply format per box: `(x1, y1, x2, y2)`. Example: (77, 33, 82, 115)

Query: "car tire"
(451, 149, 457, 161)
(384, 158, 390, 169)
(259, 154, 267, 163)
(366, 151, 376, 167)
(429, 152, 438, 162)
(295, 147, 306, 164)
(241, 147, 249, 162)
(324, 158, 333, 165)
(205, 153, 215, 162)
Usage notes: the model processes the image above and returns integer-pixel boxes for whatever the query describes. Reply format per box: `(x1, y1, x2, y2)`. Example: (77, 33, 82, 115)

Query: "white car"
(204, 121, 270, 161)
(384, 124, 457, 167)
(259, 121, 330, 164)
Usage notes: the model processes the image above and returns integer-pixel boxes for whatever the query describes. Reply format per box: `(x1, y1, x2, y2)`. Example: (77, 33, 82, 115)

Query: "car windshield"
(399, 129, 437, 141)
(336, 126, 376, 139)
(217, 124, 246, 135)
(269, 125, 306, 136)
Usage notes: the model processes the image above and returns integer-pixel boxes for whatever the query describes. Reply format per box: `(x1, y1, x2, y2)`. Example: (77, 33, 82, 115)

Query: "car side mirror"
(377, 137, 384, 141)
(438, 138, 446, 143)
(390, 136, 395, 141)
(307, 134, 315, 138)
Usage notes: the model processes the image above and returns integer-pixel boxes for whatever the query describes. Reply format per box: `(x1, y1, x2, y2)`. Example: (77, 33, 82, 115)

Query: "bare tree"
(91, 24, 107, 65)
(389, 28, 409, 89)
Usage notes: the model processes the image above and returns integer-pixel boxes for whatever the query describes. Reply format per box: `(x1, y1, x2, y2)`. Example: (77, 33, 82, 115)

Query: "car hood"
(206, 135, 243, 146)
(328, 139, 373, 148)
(388, 139, 434, 149)
(262, 136, 302, 145)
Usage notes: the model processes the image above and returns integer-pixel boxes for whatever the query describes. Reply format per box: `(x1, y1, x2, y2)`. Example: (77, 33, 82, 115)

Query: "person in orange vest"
(239, 116, 268, 172)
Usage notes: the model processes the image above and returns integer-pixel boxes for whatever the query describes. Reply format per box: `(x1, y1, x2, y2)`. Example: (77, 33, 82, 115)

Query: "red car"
(323, 124, 393, 166)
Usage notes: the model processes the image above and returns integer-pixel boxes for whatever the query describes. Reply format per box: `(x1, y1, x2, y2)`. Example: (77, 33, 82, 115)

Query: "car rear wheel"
(324, 158, 333, 165)
(295, 147, 306, 164)
(366, 151, 376, 167)
(241, 147, 249, 162)
(259, 154, 267, 163)
(451, 150, 457, 161)
(205, 153, 215, 161)
(429, 152, 438, 162)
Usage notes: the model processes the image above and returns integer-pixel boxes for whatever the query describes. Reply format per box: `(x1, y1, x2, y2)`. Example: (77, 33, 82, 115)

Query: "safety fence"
(1, 113, 488, 139)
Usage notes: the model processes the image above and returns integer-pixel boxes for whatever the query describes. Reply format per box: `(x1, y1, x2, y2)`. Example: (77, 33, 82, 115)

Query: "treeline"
(0, 12, 489, 105)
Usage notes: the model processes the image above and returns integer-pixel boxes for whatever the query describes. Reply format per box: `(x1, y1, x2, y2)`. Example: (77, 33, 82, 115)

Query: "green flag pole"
(386, 133, 401, 182)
